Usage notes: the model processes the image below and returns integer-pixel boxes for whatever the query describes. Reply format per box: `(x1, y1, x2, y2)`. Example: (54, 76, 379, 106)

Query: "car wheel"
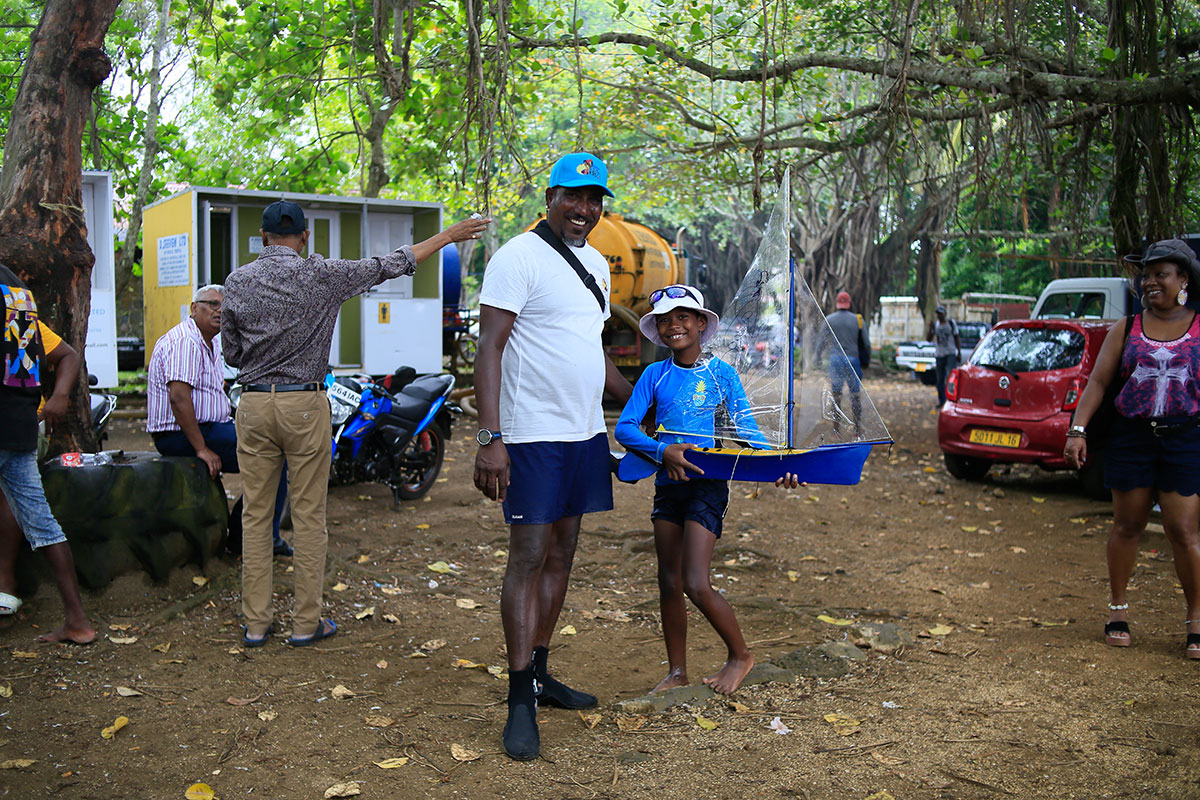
(918, 370, 937, 386)
(1078, 448, 1111, 501)
(944, 453, 991, 481)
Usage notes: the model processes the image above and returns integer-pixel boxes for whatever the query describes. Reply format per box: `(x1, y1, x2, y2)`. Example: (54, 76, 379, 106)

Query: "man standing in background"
(927, 304, 961, 407)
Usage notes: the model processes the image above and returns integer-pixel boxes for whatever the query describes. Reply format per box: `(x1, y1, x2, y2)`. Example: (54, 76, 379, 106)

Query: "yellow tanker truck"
(530, 212, 692, 374)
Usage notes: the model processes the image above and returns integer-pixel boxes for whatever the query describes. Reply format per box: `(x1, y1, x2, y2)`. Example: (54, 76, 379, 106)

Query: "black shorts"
(502, 433, 613, 525)
(1104, 416, 1200, 497)
(651, 479, 730, 537)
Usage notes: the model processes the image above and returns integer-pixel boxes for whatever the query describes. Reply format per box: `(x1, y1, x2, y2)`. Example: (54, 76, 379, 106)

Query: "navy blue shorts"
(651, 479, 730, 538)
(1104, 415, 1200, 497)
(502, 433, 613, 525)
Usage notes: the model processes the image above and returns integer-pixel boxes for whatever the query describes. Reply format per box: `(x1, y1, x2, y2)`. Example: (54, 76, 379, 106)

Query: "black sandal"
(1104, 620, 1131, 647)
(1187, 632, 1200, 661)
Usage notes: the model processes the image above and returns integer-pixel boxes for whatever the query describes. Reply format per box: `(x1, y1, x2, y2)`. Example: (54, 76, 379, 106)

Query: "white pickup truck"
(1030, 276, 1138, 319)
(894, 321, 991, 386)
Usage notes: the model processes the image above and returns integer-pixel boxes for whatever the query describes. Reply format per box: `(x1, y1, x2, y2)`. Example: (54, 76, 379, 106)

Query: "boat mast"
(786, 254, 795, 448)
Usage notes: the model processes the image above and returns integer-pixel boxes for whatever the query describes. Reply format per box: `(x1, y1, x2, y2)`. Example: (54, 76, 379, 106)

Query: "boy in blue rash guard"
(615, 285, 798, 694)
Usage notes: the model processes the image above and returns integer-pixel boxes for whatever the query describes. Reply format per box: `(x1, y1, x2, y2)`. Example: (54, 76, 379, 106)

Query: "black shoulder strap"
(532, 220, 606, 312)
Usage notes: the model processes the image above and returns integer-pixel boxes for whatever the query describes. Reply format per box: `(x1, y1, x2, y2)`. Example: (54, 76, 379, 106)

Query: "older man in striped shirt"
(146, 284, 289, 555)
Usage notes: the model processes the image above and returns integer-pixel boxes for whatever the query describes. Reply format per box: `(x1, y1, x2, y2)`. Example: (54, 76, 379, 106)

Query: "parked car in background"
(936, 318, 1112, 498)
(894, 320, 991, 386)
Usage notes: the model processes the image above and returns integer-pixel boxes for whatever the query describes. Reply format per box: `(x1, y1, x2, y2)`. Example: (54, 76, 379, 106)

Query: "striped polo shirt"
(146, 317, 231, 433)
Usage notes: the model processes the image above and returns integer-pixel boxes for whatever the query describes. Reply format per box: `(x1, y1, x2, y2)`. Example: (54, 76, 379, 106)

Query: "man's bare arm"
(168, 380, 221, 478)
(473, 305, 517, 501)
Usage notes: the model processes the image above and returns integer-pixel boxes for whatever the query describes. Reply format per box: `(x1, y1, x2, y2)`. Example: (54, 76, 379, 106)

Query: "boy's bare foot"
(651, 668, 689, 693)
(37, 623, 96, 645)
(702, 654, 754, 694)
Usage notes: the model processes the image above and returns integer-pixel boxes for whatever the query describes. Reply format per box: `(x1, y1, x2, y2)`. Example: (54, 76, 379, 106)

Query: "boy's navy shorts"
(1104, 415, 1200, 497)
(651, 478, 730, 538)
(502, 433, 613, 525)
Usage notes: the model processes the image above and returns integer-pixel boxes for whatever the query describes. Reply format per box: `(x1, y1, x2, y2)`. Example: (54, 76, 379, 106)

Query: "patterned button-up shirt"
(146, 317, 230, 433)
(221, 244, 417, 385)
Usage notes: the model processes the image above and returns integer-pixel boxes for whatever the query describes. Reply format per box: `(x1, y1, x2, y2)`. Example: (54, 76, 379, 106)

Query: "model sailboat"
(617, 169, 892, 484)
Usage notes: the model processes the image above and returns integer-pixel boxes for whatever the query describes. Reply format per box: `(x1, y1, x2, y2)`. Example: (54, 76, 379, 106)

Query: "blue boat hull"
(616, 443, 880, 485)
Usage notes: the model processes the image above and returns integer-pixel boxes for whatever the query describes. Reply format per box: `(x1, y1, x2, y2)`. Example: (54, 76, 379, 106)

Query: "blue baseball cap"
(548, 152, 614, 198)
(262, 200, 307, 235)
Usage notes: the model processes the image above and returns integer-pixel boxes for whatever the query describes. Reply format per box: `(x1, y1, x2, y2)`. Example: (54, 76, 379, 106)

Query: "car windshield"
(1037, 292, 1107, 319)
(970, 327, 1085, 372)
(958, 324, 988, 348)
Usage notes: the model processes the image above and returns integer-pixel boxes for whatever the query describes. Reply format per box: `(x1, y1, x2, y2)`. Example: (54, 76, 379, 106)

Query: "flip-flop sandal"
(0, 592, 22, 616)
(1104, 620, 1131, 647)
(242, 623, 274, 648)
(287, 618, 337, 647)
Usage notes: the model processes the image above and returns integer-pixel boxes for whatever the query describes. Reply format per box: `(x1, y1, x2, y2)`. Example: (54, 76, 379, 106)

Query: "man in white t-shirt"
(474, 152, 634, 761)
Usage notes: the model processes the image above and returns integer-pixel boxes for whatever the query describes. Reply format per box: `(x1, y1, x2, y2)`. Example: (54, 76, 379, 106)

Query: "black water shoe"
(503, 668, 539, 760)
(532, 645, 597, 709)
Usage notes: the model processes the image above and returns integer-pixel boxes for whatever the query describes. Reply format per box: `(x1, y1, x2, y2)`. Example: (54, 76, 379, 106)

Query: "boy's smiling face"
(656, 308, 706, 361)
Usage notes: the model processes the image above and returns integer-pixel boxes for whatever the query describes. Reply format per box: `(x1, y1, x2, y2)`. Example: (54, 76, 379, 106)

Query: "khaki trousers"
(235, 389, 331, 637)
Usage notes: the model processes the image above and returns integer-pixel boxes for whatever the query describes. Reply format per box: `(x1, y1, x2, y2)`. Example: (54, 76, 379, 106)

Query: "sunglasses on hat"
(649, 285, 700, 305)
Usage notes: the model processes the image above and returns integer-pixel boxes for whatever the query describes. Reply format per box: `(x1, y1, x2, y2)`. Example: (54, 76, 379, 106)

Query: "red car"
(937, 318, 1114, 498)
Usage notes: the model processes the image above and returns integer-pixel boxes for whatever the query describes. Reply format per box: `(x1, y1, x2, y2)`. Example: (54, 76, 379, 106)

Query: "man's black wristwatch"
(476, 428, 502, 446)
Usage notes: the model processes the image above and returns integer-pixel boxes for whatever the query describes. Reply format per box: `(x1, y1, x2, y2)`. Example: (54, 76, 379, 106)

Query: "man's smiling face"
(544, 186, 604, 247)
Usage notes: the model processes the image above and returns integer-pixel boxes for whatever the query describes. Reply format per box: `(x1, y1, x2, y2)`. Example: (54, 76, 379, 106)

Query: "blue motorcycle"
(324, 368, 457, 506)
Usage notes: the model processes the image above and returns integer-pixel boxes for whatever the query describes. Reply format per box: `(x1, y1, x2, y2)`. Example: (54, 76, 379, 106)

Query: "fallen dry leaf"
(101, 715, 130, 739)
(453, 658, 486, 670)
(356, 554, 370, 564)
(258, 710, 278, 722)
(592, 609, 632, 622)
(961, 525, 978, 533)
(865, 790, 898, 800)
(421, 638, 447, 651)
(324, 782, 361, 798)
(109, 623, 131, 631)
(928, 624, 954, 636)
(192, 576, 208, 588)
(870, 750, 906, 767)
(695, 714, 718, 730)
(374, 757, 409, 769)
(416, 523, 431, 530)
(115, 686, 143, 697)
(0, 759, 35, 769)
(331, 684, 356, 699)
(382, 614, 400, 624)
(0, 684, 11, 698)
(379, 586, 401, 596)
(728, 701, 753, 713)
(1032, 496, 1046, 503)
(786, 570, 799, 582)
(225, 694, 261, 706)
(450, 743, 481, 762)
(455, 598, 481, 609)
(364, 715, 395, 728)
(376, 660, 388, 669)
(331, 582, 349, 592)
(427, 560, 454, 574)
(559, 625, 578, 636)
(109, 636, 139, 645)
(1010, 546, 1028, 554)
(616, 715, 647, 732)
(151, 643, 171, 653)
(823, 713, 860, 736)
(355, 607, 375, 620)
(578, 711, 601, 729)
(185, 783, 216, 800)
(816, 614, 854, 626)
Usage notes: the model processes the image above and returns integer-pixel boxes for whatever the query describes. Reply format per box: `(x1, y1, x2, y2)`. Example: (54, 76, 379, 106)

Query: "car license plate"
(328, 381, 361, 407)
(968, 429, 1020, 448)
(914, 363, 927, 372)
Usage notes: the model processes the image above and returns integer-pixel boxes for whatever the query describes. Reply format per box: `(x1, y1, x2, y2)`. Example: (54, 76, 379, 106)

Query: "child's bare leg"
(0, 492, 23, 598)
(652, 518, 689, 692)
(681, 521, 753, 694)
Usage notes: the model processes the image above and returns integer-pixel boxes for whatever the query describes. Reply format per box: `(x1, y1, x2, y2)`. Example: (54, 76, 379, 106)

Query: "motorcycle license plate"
(328, 381, 361, 406)
(968, 428, 1021, 448)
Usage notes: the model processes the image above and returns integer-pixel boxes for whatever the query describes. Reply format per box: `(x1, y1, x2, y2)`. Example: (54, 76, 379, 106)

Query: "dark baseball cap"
(1124, 238, 1200, 274)
(261, 201, 307, 235)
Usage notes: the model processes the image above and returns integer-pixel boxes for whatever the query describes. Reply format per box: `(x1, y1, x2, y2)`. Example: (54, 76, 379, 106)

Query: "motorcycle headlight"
(330, 397, 354, 426)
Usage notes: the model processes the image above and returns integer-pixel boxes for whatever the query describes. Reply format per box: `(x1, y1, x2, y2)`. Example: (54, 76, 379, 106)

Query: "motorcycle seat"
(400, 374, 453, 403)
(379, 393, 431, 426)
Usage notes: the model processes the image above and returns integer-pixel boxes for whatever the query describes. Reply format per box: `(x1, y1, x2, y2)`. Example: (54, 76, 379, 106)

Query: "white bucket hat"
(638, 284, 720, 346)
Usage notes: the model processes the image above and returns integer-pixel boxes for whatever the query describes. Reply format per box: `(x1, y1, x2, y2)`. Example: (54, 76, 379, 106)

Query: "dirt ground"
(3, 375, 1200, 800)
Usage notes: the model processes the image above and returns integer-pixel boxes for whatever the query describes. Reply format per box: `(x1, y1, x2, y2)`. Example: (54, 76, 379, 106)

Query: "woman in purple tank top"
(1065, 239, 1200, 659)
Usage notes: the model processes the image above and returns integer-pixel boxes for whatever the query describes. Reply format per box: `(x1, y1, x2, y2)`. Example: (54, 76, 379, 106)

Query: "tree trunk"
(0, 0, 121, 456)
